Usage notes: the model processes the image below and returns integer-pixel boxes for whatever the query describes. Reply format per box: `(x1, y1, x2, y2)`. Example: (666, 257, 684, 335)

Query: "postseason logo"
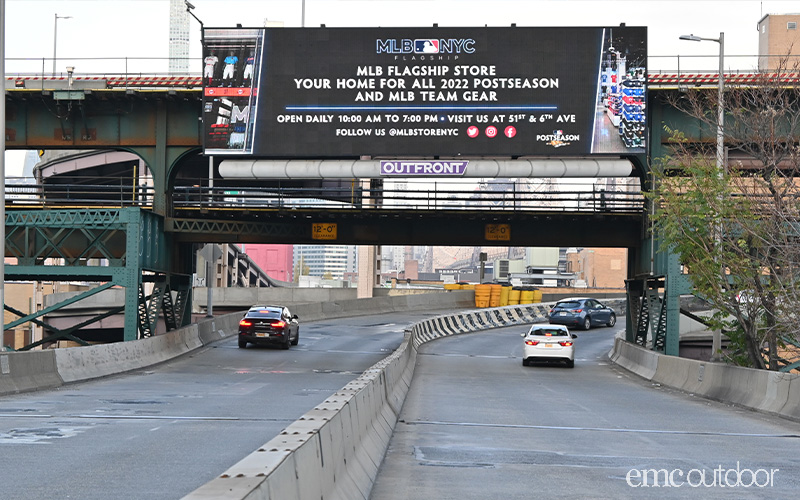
(538, 129, 580, 148)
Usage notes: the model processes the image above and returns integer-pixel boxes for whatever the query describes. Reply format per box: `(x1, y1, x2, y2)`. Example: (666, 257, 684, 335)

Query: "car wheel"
(607, 314, 616, 327)
(282, 334, 291, 350)
(583, 317, 591, 330)
(522, 358, 529, 367)
(238, 339, 247, 349)
(291, 329, 299, 346)
(566, 359, 575, 368)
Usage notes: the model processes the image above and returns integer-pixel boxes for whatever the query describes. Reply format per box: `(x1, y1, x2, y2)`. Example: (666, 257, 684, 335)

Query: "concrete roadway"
(370, 319, 800, 499)
(0, 311, 440, 500)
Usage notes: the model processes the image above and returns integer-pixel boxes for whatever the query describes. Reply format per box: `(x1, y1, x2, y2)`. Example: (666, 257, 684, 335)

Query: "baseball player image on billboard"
(201, 28, 264, 154)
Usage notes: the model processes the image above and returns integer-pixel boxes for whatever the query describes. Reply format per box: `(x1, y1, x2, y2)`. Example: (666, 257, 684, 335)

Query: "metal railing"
(172, 179, 646, 214)
(5, 178, 646, 214)
(4, 178, 154, 208)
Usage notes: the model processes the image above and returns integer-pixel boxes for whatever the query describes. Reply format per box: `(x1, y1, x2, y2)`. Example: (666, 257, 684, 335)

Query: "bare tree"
(650, 56, 800, 370)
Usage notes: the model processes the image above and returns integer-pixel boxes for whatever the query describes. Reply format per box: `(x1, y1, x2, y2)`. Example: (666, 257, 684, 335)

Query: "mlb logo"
(554, 130, 563, 135)
(415, 39, 439, 53)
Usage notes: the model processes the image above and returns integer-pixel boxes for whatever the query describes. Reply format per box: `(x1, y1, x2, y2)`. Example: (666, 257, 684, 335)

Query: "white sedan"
(521, 324, 577, 368)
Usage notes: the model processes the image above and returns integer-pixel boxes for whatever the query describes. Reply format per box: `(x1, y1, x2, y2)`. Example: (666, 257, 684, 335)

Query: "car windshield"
(555, 301, 582, 309)
(529, 328, 569, 337)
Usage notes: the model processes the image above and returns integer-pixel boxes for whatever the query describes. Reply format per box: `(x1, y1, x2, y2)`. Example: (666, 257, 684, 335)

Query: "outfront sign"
(203, 26, 646, 158)
(380, 160, 468, 176)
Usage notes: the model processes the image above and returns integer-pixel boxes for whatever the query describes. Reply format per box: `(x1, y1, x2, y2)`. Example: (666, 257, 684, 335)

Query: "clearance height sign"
(202, 26, 646, 157)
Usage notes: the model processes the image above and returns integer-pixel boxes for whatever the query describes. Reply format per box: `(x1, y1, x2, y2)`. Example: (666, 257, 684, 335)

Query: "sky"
(3, 0, 799, 175)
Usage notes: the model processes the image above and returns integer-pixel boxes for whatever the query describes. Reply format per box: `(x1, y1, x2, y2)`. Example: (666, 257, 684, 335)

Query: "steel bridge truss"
(3, 208, 191, 348)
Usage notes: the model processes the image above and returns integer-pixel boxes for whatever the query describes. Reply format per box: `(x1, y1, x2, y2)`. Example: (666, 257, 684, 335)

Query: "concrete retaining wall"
(610, 336, 800, 421)
(182, 301, 555, 500)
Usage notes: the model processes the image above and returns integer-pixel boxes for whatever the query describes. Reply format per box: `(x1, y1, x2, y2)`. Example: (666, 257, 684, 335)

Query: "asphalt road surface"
(369, 319, 800, 500)
(0, 311, 438, 500)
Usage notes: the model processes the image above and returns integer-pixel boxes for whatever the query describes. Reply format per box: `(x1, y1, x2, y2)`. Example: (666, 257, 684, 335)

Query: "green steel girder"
(4, 208, 168, 272)
(167, 218, 307, 241)
(162, 287, 182, 331)
(136, 281, 185, 338)
(138, 284, 162, 339)
(3, 303, 91, 350)
(4, 207, 189, 344)
(3, 282, 115, 331)
(4, 89, 201, 149)
(5, 90, 200, 219)
(625, 275, 674, 354)
(12, 305, 126, 352)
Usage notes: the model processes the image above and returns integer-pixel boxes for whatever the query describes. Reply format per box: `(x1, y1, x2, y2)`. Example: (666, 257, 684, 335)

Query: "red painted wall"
(244, 244, 294, 283)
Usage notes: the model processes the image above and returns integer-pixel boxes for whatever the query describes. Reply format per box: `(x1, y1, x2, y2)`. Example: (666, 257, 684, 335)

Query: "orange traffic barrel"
(489, 284, 503, 307)
(475, 284, 491, 308)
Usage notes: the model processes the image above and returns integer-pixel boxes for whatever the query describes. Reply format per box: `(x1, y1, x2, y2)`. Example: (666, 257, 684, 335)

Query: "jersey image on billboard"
(202, 26, 646, 157)
(203, 28, 263, 154)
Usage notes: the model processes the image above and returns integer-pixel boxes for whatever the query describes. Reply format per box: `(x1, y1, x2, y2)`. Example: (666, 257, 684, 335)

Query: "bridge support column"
(625, 232, 689, 356)
(664, 251, 686, 356)
(357, 245, 380, 299)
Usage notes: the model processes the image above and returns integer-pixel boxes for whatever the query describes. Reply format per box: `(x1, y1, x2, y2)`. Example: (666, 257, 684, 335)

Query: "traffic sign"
(485, 223, 510, 241)
(312, 222, 338, 240)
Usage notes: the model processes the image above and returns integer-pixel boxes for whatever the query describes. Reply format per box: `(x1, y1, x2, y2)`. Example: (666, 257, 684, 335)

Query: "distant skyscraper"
(22, 151, 41, 178)
(169, 0, 191, 73)
(294, 245, 358, 280)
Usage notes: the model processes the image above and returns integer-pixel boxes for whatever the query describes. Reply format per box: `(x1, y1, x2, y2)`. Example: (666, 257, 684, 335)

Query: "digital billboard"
(202, 26, 646, 157)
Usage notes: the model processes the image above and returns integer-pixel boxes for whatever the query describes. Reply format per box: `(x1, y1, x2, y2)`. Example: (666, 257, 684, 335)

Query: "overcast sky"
(4, 0, 799, 175)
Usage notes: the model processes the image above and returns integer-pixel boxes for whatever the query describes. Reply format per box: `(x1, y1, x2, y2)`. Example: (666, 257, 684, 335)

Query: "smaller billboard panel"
(203, 28, 263, 154)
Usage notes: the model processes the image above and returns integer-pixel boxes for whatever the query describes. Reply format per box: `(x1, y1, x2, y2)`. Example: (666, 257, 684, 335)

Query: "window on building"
(789, 22, 797, 30)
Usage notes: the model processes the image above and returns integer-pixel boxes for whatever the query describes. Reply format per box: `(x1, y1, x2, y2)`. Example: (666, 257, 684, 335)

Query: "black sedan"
(238, 306, 300, 349)
(548, 297, 616, 330)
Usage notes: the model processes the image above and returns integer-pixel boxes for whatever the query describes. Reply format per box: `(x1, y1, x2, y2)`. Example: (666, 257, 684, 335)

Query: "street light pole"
(680, 32, 725, 362)
(53, 13, 72, 75)
(679, 33, 725, 175)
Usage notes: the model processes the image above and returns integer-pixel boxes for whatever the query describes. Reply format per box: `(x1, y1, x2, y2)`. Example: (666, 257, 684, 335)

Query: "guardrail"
(175, 183, 645, 213)
(5, 180, 155, 209)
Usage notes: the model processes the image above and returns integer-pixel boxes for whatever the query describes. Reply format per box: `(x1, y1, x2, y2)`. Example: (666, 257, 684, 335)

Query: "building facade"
(758, 13, 800, 70)
(293, 245, 358, 281)
(168, 0, 190, 73)
(243, 244, 294, 283)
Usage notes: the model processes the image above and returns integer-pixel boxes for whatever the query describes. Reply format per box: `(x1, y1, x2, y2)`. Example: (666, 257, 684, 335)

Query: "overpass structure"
(4, 26, 798, 354)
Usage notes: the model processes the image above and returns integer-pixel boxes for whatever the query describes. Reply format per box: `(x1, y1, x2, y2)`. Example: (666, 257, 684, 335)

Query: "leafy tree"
(649, 57, 800, 370)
